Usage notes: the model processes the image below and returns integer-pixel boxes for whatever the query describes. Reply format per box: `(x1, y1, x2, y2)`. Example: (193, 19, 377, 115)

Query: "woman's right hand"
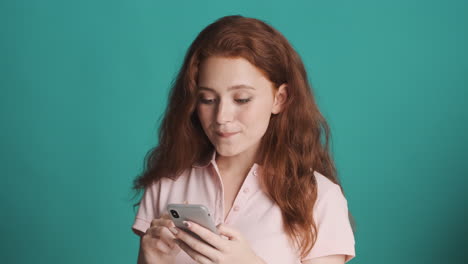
(139, 213, 181, 264)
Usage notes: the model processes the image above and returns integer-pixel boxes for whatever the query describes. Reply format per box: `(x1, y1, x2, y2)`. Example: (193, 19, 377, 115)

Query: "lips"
(216, 131, 239, 137)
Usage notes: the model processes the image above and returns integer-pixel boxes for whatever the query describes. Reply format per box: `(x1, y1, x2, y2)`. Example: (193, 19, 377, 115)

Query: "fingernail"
(183, 221, 191, 228)
(169, 227, 178, 234)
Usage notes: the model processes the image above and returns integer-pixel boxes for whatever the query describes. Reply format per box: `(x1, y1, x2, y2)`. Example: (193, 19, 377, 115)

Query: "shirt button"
(243, 188, 250, 193)
(253, 170, 258, 176)
(233, 205, 240, 211)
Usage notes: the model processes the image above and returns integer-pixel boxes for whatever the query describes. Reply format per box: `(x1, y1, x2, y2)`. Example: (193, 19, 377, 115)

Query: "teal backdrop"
(1, 0, 467, 263)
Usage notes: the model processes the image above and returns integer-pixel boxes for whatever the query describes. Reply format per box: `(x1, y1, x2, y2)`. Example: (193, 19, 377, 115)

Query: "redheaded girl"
(132, 15, 356, 264)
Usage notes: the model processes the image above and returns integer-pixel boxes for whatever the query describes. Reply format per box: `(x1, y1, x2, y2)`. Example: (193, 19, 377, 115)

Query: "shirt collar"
(192, 150, 261, 172)
(192, 150, 217, 168)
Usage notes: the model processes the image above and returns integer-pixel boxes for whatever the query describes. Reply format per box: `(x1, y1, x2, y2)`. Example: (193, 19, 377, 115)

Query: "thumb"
(216, 224, 240, 241)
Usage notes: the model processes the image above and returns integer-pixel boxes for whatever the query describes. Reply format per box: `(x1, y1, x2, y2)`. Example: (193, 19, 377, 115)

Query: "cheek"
(197, 106, 211, 123)
(239, 103, 272, 131)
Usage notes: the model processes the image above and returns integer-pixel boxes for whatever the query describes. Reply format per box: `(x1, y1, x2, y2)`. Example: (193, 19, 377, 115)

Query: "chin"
(215, 147, 242, 157)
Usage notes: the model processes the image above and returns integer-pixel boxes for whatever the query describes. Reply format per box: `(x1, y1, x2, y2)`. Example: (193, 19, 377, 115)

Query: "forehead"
(197, 56, 273, 93)
(197, 84, 256, 93)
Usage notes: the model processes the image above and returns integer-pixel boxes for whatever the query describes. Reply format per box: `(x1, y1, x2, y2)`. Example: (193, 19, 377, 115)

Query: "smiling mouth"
(216, 132, 239, 138)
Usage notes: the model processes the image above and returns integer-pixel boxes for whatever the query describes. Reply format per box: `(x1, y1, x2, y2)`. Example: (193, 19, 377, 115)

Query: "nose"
(215, 98, 234, 125)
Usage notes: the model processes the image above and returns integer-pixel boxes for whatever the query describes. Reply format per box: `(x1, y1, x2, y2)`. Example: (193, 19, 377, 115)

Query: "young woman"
(131, 15, 356, 264)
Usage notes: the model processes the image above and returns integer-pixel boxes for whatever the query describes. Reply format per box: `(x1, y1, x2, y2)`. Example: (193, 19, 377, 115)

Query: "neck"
(215, 145, 260, 181)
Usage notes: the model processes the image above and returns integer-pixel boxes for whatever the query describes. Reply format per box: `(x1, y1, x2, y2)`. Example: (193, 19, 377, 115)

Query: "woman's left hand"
(169, 221, 266, 264)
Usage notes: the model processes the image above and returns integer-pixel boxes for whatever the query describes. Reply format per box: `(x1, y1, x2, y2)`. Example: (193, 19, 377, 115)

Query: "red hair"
(132, 15, 355, 258)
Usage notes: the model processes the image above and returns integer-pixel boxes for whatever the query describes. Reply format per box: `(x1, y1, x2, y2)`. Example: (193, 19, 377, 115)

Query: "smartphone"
(166, 203, 219, 245)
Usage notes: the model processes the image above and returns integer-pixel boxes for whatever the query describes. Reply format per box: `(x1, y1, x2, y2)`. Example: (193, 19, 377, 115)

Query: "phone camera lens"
(170, 210, 179, 218)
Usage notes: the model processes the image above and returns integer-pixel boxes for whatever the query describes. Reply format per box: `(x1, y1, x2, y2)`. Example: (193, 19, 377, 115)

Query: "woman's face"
(196, 56, 286, 158)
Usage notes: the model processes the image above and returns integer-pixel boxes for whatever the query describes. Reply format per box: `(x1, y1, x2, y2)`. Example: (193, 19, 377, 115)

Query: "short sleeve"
(131, 182, 161, 236)
(301, 184, 356, 263)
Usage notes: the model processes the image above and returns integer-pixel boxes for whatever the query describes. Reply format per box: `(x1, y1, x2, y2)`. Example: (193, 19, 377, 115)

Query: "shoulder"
(142, 168, 192, 194)
(313, 171, 342, 198)
(306, 172, 355, 262)
(312, 170, 348, 212)
(144, 166, 210, 196)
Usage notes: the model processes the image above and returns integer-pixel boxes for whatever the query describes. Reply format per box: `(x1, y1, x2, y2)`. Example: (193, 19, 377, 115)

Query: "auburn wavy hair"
(132, 15, 356, 259)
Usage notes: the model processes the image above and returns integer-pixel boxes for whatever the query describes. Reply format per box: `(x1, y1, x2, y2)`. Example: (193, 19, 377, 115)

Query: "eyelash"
(199, 98, 251, 105)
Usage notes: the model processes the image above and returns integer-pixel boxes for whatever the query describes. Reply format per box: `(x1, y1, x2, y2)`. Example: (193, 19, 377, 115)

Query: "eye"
(236, 98, 251, 104)
(199, 98, 216, 104)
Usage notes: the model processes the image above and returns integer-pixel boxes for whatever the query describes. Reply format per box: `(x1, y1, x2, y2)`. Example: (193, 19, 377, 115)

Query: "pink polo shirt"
(132, 151, 355, 263)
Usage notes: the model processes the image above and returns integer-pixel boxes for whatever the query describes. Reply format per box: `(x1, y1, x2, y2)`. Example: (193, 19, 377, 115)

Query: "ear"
(271, 83, 288, 114)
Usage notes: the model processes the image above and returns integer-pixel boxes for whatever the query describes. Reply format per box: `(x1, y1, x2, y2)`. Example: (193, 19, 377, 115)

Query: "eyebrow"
(197, 84, 256, 92)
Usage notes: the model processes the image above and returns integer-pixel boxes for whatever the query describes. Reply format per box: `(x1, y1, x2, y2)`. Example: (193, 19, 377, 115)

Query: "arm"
(137, 235, 148, 264)
(302, 254, 346, 264)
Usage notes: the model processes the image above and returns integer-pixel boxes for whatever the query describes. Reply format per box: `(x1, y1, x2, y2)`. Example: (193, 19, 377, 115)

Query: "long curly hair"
(131, 15, 356, 259)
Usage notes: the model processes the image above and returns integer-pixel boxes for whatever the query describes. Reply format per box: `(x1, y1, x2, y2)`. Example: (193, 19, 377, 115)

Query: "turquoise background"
(1, 0, 467, 263)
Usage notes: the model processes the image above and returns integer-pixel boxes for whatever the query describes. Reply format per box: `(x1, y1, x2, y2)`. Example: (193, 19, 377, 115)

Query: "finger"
(161, 213, 171, 220)
(147, 226, 178, 249)
(159, 226, 179, 249)
(176, 240, 212, 264)
(142, 235, 172, 254)
(146, 226, 165, 239)
(151, 218, 175, 228)
(184, 221, 227, 251)
(162, 218, 176, 228)
(215, 224, 230, 240)
(161, 213, 176, 228)
(151, 218, 165, 227)
(153, 238, 173, 254)
(173, 226, 220, 261)
(216, 224, 241, 241)
(146, 227, 168, 243)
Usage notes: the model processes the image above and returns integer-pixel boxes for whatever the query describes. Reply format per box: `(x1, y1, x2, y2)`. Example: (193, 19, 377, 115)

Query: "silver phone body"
(166, 204, 219, 244)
